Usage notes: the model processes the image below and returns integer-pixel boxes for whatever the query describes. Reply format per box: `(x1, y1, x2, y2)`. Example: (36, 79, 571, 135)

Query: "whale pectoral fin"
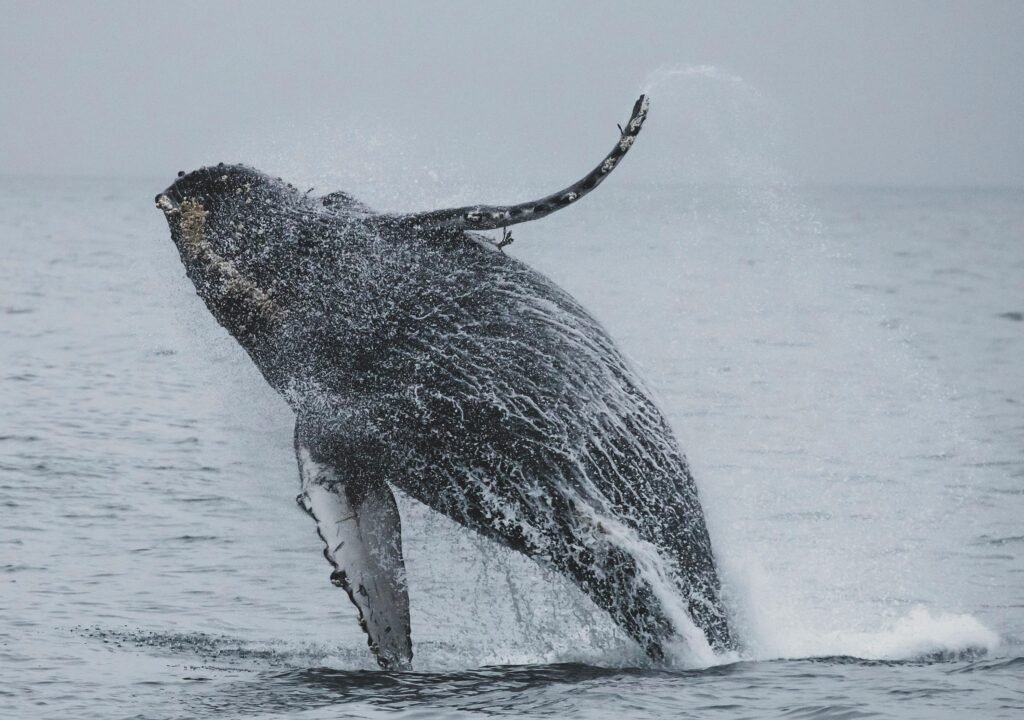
(377, 94, 650, 236)
(295, 442, 412, 670)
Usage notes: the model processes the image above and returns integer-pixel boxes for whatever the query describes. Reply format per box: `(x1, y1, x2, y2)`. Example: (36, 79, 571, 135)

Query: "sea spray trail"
(602, 67, 1009, 667)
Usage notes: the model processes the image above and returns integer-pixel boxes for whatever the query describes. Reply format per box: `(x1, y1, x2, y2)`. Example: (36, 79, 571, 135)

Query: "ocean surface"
(1, 177, 1022, 719)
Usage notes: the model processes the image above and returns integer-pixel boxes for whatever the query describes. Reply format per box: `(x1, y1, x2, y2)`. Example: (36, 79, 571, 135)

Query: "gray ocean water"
(1, 177, 1022, 719)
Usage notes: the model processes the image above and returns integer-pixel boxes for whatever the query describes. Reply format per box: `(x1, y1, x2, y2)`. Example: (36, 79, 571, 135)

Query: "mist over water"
(2, 68, 1022, 717)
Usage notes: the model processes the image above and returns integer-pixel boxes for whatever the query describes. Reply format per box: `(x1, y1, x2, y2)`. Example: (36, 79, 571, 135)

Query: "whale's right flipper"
(377, 94, 650, 236)
(295, 431, 412, 670)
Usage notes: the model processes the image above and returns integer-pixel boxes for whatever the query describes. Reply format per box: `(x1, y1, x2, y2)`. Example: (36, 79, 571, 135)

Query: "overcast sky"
(2, 0, 1022, 189)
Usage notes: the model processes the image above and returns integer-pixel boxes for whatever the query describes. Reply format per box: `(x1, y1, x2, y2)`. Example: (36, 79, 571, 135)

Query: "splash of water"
(626, 64, 1004, 667)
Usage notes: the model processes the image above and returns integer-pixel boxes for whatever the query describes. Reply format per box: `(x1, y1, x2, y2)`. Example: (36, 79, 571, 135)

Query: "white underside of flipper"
(296, 445, 413, 669)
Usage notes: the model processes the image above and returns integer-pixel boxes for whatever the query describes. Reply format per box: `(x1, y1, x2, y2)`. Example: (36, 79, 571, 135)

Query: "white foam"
(749, 605, 1001, 662)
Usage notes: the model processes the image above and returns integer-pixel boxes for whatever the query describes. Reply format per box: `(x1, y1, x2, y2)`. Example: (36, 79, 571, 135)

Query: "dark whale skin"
(156, 99, 734, 667)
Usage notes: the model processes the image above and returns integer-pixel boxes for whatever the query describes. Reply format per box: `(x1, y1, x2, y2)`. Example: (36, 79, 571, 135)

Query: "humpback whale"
(155, 96, 734, 668)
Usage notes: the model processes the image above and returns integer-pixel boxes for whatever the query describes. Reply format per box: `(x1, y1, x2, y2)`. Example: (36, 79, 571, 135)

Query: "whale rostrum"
(156, 95, 735, 669)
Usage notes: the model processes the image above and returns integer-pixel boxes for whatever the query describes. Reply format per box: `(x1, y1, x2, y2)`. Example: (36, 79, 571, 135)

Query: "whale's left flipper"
(295, 431, 413, 670)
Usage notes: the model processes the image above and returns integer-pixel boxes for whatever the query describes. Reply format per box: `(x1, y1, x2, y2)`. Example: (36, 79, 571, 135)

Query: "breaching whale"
(156, 96, 734, 668)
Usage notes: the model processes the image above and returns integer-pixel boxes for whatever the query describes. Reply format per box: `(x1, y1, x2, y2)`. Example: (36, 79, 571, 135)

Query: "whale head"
(154, 164, 304, 265)
(155, 165, 305, 345)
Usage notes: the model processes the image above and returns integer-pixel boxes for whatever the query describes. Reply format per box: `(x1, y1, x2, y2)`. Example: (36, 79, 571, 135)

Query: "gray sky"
(2, 0, 1022, 188)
